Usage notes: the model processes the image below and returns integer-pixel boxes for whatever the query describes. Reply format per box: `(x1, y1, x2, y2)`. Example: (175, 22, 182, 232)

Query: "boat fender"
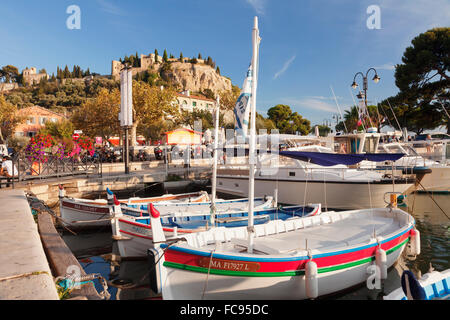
(149, 203, 160, 219)
(375, 248, 387, 280)
(305, 260, 318, 299)
(409, 229, 421, 256)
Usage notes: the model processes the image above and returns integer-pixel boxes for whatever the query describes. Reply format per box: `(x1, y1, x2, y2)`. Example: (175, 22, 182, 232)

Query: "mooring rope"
(416, 180, 450, 220)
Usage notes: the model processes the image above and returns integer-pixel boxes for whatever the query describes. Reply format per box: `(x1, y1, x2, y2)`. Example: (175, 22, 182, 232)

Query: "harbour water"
(61, 188, 449, 300)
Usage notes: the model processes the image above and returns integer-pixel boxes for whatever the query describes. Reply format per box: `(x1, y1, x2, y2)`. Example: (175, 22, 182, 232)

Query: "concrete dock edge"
(0, 189, 59, 300)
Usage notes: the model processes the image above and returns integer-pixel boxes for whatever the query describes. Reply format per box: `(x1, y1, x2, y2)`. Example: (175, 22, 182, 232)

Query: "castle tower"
(111, 60, 122, 81)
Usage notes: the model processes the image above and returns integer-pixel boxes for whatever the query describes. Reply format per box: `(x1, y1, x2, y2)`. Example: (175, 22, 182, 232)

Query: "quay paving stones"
(0, 189, 59, 300)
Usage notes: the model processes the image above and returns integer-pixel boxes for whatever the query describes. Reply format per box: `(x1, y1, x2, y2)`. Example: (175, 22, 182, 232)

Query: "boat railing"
(406, 140, 450, 164)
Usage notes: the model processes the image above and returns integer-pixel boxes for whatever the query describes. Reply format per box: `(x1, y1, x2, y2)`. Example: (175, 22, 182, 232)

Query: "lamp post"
(119, 63, 133, 174)
(351, 68, 380, 111)
(332, 114, 342, 124)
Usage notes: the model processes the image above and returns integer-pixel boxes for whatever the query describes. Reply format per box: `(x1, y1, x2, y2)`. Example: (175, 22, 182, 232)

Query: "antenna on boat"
(330, 85, 347, 134)
(247, 16, 261, 254)
(386, 98, 402, 133)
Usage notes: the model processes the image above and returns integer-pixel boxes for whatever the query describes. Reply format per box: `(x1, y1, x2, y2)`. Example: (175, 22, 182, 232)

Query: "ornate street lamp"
(351, 68, 380, 110)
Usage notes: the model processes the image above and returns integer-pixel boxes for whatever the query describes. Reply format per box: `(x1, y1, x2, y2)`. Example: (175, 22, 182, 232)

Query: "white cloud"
(97, 0, 125, 16)
(307, 95, 344, 101)
(374, 63, 395, 71)
(273, 55, 296, 79)
(246, 0, 266, 15)
(282, 97, 338, 113)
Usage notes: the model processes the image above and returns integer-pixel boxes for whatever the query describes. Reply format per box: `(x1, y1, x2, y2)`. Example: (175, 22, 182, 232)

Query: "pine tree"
(179, 52, 184, 62)
(163, 49, 168, 62)
(63, 65, 70, 79)
(216, 66, 220, 75)
(135, 52, 140, 67)
(154, 49, 159, 63)
(198, 53, 202, 60)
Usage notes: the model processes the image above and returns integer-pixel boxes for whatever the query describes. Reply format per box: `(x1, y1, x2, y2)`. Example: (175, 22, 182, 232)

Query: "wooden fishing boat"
(149, 205, 417, 300)
(384, 269, 450, 300)
(148, 16, 419, 300)
(58, 186, 210, 228)
(109, 195, 295, 258)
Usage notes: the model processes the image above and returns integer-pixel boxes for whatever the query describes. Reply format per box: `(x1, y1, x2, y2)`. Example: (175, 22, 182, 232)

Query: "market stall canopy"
(165, 128, 203, 145)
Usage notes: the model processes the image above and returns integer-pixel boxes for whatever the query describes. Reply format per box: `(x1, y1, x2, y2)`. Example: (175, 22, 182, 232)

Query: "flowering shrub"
(25, 134, 95, 162)
(77, 136, 95, 156)
(25, 134, 55, 162)
(69, 136, 95, 157)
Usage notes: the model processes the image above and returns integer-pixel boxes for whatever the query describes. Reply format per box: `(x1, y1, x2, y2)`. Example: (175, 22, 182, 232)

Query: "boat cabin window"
(350, 138, 360, 154)
(363, 136, 378, 153)
(289, 172, 295, 177)
(385, 145, 404, 154)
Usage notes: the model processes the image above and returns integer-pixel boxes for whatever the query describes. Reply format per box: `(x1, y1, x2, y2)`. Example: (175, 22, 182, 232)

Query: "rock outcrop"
(161, 62, 232, 95)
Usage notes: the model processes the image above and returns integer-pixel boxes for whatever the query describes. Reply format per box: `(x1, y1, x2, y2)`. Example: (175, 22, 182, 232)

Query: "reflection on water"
(402, 193, 450, 273)
(62, 191, 449, 300)
(337, 193, 449, 300)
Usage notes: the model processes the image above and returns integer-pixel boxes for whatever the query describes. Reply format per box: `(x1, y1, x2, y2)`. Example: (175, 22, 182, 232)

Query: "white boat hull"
(216, 176, 412, 209)
(60, 199, 111, 228)
(59, 192, 209, 228)
(162, 244, 406, 300)
(413, 167, 450, 193)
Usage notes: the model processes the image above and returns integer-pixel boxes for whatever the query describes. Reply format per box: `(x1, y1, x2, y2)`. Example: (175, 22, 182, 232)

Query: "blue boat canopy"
(279, 151, 405, 167)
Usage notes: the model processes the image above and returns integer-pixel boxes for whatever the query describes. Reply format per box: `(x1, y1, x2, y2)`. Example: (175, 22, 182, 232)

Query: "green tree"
(63, 65, 71, 78)
(390, 27, 450, 133)
(202, 89, 215, 100)
(163, 49, 168, 63)
(179, 52, 184, 62)
(315, 125, 331, 137)
(218, 85, 241, 111)
(71, 88, 121, 141)
(216, 66, 220, 75)
(267, 104, 311, 134)
(0, 95, 23, 142)
(0, 65, 20, 83)
(154, 49, 159, 63)
(40, 119, 74, 139)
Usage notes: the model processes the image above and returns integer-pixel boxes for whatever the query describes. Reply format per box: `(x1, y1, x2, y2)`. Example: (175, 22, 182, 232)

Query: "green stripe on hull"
(163, 238, 409, 277)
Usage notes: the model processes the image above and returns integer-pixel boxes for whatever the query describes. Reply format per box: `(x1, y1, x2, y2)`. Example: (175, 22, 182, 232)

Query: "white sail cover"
(234, 65, 253, 138)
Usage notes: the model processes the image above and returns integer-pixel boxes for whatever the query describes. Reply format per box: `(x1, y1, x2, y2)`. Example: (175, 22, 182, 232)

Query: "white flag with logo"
(234, 64, 252, 138)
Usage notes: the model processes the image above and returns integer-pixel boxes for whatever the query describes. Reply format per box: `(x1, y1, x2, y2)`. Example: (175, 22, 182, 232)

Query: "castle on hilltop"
(22, 67, 49, 85)
(111, 53, 206, 81)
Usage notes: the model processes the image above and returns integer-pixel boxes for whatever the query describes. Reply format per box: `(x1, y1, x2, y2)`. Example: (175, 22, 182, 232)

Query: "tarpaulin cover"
(279, 151, 405, 167)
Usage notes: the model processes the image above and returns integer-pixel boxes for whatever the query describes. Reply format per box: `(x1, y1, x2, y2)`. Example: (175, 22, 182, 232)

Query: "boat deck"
(183, 209, 410, 256)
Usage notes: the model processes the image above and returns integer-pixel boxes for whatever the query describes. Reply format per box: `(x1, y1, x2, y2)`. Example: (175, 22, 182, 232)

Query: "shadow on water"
(61, 186, 449, 300)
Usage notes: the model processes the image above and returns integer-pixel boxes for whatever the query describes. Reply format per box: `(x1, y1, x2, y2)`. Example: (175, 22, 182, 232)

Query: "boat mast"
(210, 96, 220, 226)
(248, 16, 260, 253)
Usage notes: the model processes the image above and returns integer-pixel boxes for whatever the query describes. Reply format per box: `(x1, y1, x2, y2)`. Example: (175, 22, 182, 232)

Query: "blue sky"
(1, 0, 449, 128)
